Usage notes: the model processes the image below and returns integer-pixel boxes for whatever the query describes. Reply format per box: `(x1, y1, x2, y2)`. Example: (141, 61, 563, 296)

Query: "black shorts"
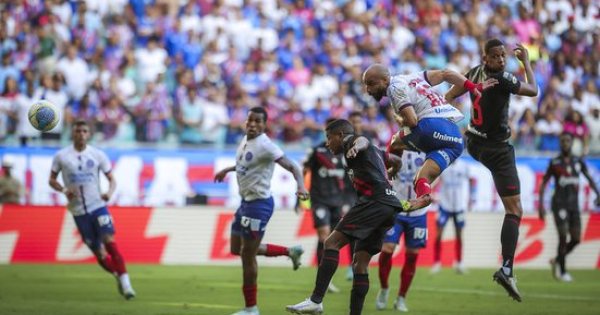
(466, 135, 520, 197)
(334, 199, 396, 255)
(551, 202, 581, 233)
(311, 202, 343, 228)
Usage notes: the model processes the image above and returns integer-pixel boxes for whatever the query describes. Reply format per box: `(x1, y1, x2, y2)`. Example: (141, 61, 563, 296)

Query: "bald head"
(362, 64, 390, 102)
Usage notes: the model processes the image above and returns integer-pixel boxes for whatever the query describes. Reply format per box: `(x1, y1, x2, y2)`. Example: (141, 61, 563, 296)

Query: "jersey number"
(471, 95, 483, 126)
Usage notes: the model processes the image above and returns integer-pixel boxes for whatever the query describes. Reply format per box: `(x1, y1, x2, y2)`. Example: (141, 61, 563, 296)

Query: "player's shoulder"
(499, 71, 518, 84)
(54, 146, 73, 158)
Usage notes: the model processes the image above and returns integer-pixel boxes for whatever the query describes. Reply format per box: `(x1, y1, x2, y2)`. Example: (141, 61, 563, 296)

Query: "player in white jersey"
(49, 120, 135, 299)
(362, 64, 496, 208)
(214, 107, 309, 315)
(376, 150, 429, 312)
(431, 158, 471, 274)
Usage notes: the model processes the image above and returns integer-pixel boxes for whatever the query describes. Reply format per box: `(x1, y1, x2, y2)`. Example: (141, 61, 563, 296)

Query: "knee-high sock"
(399, 252, 418, 297)
(243, 284, 257, 307)
(311, 249, 339, 304)
(264, 244, 288, 257)
(434, 237, 441, 263)
(105, 242, 127, 275)
(97, 255, 115, 274)
(500, 214, 521, 277)
(350, 273, 369, 315)
(317, 241, 324, 264)
(378, 252, 392, 289)
(455, 237, 463, 263)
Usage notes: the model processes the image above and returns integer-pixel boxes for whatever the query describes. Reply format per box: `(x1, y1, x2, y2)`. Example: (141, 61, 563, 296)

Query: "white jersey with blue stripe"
(387, 72, 464, 123)
(391, 151, 428, 216)
(438, 159, 470, 212)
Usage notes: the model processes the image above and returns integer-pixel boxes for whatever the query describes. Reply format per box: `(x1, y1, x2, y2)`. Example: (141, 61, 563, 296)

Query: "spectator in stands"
(514, 109, 538, 150)
(537, 111, 563, 152)
(563, 110, 589, 156)
(178, 88, 203, 144)
(0, 158, 22, 204)
(97, 96, 130, 142)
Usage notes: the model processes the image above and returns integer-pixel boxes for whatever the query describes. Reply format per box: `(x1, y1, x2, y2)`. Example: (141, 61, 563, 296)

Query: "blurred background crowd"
(0, 0, 598, 155)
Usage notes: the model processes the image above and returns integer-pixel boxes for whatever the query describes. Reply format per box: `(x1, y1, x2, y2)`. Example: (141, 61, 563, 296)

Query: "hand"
(481, 78, 499, 91)
(64, 187, 77, 201)
(296, 188, 310, 201)
(214, 169, 229, 183)
(346, 145, 360, 159)
(101, 193, 111, 202)
(387, 163, 400, 180)
(538, 206, 546, 222)
(514, 43, 530, 63)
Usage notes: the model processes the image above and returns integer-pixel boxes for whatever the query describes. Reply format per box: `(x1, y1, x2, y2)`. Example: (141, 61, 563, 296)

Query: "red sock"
(399, 252, 418, 297)
(434, 237, 441, 263)
(243, 284, 257, 307)
(265, 244, 288, 257)
(105, 241, 127, 275)
(97, 255, 116, 274)
(415, 178, 431, 198)
(456, 238, 462, 263)
(378, 252, 393, 289)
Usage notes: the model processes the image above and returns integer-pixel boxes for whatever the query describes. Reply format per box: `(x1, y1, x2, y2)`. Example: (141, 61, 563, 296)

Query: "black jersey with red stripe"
(304, 142, 345, 207)
(465, 65, 521, 143)
(545, 155, 587, 205)
(342, 135, 399, 207)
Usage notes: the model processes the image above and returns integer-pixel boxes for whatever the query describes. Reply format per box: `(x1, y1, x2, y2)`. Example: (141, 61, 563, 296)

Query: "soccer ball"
(28, 100, 60, 132)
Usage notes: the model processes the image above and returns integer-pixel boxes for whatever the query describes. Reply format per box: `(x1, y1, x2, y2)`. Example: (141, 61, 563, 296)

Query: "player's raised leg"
(493, 194, 522, 301)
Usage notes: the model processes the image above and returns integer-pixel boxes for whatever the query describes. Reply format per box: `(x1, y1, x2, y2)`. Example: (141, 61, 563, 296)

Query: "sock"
(311, 249, 339, 303)
(97, 255, 116, 274)
(556, 240, 567, 274)
(434, 237, 441, 263)
(243, 284, 257, 307)
(399, 252, 418, 297)
(500, 214, 521, 277)
(317, 241, 324, 264)
(456, 237, 463, 263)
(119, 273, 132, 290)
(105, 241, 127, 275)
(350, 273, 369, 315)
(415, 178, 431, 198)
(378, 252, 393, 289)
(264, 244, 289, 257)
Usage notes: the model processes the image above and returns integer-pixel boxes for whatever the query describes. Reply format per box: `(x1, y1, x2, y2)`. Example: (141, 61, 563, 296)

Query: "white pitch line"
(416, 287, 599, 302)
(151, 302, 237, 309)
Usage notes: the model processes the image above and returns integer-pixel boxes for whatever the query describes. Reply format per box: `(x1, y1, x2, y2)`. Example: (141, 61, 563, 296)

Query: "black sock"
(311, 249, 339, 304)
(317, 241, 324, 264)
(501, 214, 521, 277)
(557, 238, 567, 274)
(350, 273, 369, 315)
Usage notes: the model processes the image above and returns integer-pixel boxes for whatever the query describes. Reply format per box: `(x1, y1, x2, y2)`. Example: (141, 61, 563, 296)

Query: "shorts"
(466, 134, 520, 197)
(334, 199, 397, 255)
(437, 206, 465, 229)
(383, 213, 428, 249)
(311, 202, 343, 228)
(73, 206, 115, 251)
(551, 201, 580, 233)
(401, 118, 464, 172)
(231, 197, 274, 240)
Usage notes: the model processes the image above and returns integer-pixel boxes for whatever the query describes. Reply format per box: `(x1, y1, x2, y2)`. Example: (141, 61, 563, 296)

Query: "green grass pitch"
(0, 265, 599, 315)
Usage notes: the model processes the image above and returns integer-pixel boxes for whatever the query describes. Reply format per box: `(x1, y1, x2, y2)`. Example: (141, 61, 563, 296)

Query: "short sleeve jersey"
(465, 65, 521, 142)
(387, 72, 464, 123)
(303, 142, 345, 207)
(438, 159, 470, 212)
(545, 155, 586, 205)
(391, 151, 428, 216)
(235, 133, 284, 201)
(51, 145, 111, 216)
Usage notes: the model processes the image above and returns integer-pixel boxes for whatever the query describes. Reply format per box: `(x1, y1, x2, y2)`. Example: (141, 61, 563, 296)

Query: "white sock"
(119, 273, 132, 289)
(245, 305, 258, 312)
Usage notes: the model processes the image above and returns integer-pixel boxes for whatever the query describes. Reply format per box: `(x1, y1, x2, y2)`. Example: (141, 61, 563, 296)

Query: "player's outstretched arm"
(514, 43, 538, 97)
(102, 172, 116, 201)
(399, 194, 433, 212)
(276, 156, 310, 202)
(214, 166, 236, 183)
(538, 169, 552, 221)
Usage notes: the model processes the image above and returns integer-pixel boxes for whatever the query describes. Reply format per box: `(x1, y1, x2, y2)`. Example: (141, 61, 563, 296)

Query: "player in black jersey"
(445, 38, 539, 302)
(538, 134, 600, 282)
(286, 119, 430, 315)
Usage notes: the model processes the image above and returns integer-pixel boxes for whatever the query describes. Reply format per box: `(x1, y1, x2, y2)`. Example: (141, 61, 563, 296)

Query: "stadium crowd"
(0, 0, 598, 155)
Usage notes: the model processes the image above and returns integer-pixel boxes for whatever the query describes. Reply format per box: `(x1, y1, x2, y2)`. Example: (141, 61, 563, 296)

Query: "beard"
(371, 91, 385, 101)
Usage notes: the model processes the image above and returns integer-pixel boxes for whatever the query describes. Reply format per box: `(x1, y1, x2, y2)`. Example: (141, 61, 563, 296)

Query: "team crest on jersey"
(86, 159, 95, 168)
(245, 152, 253, 161)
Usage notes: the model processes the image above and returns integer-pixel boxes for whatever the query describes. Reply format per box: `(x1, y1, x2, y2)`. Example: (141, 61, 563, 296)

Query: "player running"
(375, 151, 428, 312)
(445, 39, 539, 302)
(431, 158, 471, 274)
(214, 107, 309, 315)
(285, 119, 429, 315)
(48, 120, 135, 299)
(538, 133, 600, 282)
(362, 64, 496, 207)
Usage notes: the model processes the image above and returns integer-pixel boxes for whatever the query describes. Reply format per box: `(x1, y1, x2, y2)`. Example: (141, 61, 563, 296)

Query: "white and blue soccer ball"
(28, 100, 60, 132)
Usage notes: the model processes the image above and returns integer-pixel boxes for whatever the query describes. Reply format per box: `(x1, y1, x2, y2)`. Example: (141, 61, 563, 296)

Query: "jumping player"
(362, 64, 496, 207)
(214, 107, 308, 315)
(49, 120, 135, 299)
(285, 119, 429, 315)
(538, 133, 600, 282)
(431, 158, 471, 274)
(445, 39, 539, 301)
(375, 150, 428, 312)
